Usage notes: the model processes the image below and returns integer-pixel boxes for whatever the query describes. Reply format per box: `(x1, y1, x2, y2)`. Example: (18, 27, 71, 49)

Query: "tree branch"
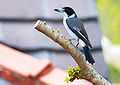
(34, 20, 111, 85)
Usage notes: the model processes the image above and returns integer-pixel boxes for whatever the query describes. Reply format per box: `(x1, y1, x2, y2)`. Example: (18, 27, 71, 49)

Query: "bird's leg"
(69, 38, 79, 48)
(75, 38, 79, 48)
(69, 38, 77, 46)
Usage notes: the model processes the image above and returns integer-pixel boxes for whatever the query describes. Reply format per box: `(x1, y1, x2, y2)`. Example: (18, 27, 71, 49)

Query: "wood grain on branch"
(34, 20, 111, 85)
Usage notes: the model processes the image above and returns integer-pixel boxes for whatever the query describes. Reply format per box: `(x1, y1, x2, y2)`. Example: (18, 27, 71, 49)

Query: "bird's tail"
(83, 45, 95, 65)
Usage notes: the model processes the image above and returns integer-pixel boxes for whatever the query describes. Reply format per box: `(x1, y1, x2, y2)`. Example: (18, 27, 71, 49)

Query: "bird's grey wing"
(66, 18, 92, 48)
(70, 18, 89, 40)
(78, 21, 89, 41)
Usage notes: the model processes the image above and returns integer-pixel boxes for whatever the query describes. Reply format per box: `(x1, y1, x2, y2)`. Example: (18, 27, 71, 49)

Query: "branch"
(34, 20, 111, 85)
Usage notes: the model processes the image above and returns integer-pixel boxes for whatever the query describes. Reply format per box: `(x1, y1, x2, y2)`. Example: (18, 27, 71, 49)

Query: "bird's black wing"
(66, 18, 92, 48)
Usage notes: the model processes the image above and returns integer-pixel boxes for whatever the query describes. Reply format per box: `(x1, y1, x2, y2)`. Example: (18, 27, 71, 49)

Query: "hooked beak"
(54, 8, 64, 13)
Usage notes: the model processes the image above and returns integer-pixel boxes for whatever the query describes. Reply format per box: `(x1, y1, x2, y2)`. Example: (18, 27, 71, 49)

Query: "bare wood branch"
(34, 20, 111, 85)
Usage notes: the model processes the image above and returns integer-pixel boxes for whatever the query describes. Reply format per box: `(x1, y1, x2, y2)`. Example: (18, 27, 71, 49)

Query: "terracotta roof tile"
(0, 44, 51, 77)
(0, 44, 93, 85)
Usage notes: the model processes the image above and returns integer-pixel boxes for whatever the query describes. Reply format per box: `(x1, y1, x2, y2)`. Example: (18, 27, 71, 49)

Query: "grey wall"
(0, 0, 97, 18)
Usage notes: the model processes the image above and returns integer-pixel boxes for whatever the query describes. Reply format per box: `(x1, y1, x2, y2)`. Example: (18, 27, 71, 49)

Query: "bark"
(34, 20, 111, 85)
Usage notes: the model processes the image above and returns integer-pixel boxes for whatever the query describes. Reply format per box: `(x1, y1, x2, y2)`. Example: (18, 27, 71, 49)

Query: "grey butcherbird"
(54, 7, 95, 65)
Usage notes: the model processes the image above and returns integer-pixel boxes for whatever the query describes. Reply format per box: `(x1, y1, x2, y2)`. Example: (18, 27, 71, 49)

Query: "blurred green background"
(97, 0, 120, 83)
(97, 0, 120, 44)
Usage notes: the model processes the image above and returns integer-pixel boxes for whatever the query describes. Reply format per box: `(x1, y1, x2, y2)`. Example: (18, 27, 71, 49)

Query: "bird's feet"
(75, 42, 79, 48)
(75, 39, 79, 48)
(69, 38, 79, 48)
(69, 38, 76, 46)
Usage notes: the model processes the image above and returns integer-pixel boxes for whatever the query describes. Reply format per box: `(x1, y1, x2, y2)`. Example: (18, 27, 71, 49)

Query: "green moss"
(65, 66, 81, 83)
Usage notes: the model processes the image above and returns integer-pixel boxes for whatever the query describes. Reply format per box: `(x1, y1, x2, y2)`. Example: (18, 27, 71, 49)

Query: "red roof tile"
(0, 44, 93, 85)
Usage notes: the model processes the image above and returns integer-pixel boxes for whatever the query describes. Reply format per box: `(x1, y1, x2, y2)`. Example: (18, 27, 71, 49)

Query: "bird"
(54, 7, 95, 65)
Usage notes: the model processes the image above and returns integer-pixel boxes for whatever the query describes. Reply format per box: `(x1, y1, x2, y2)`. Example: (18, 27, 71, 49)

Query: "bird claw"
(75, 42, 79, 48)
(75, 39, 79, 48)
(75, 43, 79, 48)
(69, 38, 79, 48)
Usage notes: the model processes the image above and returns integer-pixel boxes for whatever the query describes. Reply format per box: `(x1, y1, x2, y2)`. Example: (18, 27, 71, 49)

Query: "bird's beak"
(54, 8, 64, 13)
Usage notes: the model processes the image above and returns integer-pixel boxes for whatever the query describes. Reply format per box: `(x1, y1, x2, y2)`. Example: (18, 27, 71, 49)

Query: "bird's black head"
(54, 7, 77, 17)
(62, 7, 76, 16)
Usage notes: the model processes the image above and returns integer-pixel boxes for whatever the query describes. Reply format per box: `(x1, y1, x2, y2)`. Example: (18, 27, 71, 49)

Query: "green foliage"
(97, 0, 120, 44)
(65, 66, 81, 83)
(108, 64, 120, 83)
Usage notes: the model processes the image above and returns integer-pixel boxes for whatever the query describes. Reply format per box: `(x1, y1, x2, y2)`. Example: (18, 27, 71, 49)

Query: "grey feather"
(66, 18, 92, 48)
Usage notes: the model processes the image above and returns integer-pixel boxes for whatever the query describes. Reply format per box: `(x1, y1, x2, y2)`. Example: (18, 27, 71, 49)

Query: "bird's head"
(54, 7, 77, 19)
